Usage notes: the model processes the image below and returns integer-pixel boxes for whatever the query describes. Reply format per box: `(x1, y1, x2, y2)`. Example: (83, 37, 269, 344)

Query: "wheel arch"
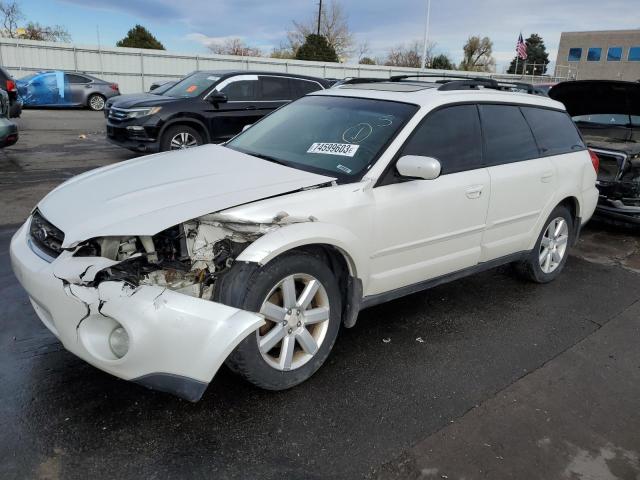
(159, 117, 211, 144)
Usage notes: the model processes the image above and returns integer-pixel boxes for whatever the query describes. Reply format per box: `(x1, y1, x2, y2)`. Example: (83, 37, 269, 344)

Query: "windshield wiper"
(248, 152, 289, 167)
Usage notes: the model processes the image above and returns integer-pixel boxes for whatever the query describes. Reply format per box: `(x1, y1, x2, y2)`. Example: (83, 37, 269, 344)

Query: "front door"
(368, 104, 490, 295)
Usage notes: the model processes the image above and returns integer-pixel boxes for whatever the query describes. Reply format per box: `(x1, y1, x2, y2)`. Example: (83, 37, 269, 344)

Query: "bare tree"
(383, 40, 436, 68)
(0, 0, 22, 38)
(21, 22, 70, 42)
(208, 38, 261, 57)
(357, 40, 370, 62)
(287, 0, 353, 59)
(459, 36, 495, 72)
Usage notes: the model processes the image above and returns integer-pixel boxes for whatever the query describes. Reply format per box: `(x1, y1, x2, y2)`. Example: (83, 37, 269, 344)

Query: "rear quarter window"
(478, 104, 540, 165)
(291, 79, 323, 98)
(521, 107, 585, 156)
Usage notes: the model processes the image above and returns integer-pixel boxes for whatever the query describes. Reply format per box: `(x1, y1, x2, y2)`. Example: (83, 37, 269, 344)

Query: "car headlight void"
(108, 326, 130, 359)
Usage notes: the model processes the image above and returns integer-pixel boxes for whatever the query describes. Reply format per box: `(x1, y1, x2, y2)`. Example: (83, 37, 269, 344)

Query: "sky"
(16, 0, 640, 72)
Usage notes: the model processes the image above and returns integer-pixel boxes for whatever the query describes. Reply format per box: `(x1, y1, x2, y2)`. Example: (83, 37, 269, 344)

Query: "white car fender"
(236, 221, 370, 288)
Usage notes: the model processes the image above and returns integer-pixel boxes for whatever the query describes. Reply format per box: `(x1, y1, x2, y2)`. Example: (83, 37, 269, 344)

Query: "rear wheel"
(219, 252, 342, 390)
(87, 94, 106, 111)
(160, 125, 203, 151)
(515, 205, 573, 283)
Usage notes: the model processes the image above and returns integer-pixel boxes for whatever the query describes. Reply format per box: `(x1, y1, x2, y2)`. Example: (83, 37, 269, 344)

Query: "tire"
(160, 125, 203, 151)
(87, 94, 106, 111)
(216, 251, 342, 390)
(514, 205, 574, 283)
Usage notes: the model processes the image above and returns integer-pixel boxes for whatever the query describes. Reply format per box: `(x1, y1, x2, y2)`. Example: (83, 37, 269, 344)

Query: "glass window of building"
(607, 47, 622, 61)
(587, 48, 602, 61)
(568, 48, 582, 61)
(629, 47, 640, 61)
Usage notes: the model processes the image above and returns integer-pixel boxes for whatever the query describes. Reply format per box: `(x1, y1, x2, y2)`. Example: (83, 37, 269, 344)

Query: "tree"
(459, 36, 495, 72)
(0, 0, 70, 42)
(383, 40, 435, 68)
(0, 0, 21, 38)
(116, 25, 164, 50)
(359, 57, 376, 65)
(287, 0, 353, 59)
(208, 38, 261, 57)
(507, 33, 549, 75)
(295, 34, 338, 62)
(431, 54, 455, 70)
(20, 22, 70, 42)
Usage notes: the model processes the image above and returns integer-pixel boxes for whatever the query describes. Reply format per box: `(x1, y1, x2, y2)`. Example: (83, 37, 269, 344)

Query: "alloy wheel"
(539, 217, 569, 274)
(257, 273, 331, 371)
(89, 95, 105, 111)
(169, 132, 199, 150)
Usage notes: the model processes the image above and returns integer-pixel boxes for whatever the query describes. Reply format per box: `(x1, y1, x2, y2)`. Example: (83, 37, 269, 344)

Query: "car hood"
(107, 94, 179, 109)
(37, 144, 335, 247)
(549, 80, 640, 117)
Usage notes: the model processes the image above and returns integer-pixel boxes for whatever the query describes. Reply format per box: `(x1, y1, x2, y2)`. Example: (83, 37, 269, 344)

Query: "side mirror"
(208, 91, 228, 104)
(149, 84, 159, 91)
(396, 155, 441, 180)
(242, 124, 253, 132)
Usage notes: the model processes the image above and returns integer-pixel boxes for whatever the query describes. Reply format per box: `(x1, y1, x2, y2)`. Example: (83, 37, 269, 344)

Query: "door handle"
(465, 185, 484, 199)
(244, 105, 257, 110)
(541, 171, 554, 183)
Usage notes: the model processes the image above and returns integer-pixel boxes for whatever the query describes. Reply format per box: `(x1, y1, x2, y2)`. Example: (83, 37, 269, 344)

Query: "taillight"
(110, 83, 119, 91)
(588, 149, 600, 173)
(6, 79, 16, 92)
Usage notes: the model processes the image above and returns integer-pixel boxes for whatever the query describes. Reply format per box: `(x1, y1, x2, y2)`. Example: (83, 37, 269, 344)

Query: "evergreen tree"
(431, 54, 454, 70)
(295, 34, 338, 62)
(507, 33, 549, 75)
(116, 25, 165, 50)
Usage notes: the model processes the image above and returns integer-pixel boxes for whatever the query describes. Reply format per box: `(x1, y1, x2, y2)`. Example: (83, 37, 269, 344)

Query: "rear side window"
(478, 105, 539, 165)
(521, 107, 585, 156)
(260, 76, 290, 100)
(401, 104, 483, 174)
(66, 74, 90, 84)
(291, 79, 322, 98)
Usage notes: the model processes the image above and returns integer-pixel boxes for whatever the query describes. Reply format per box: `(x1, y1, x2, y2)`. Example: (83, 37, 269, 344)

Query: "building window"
(607, 47, 622, 61)
(568, 48, 582, 61)
(587, 48, 602, 61)
(629, 47, 640, 61)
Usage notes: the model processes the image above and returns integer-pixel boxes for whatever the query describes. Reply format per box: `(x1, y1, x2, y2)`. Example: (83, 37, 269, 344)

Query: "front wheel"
(218, 252, 342, 390)
(160, 125, 203, 151)
(515, 205, 573, 283)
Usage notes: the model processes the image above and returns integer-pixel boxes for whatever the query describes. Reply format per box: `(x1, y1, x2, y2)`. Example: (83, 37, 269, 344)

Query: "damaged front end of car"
(11, 209, 317, 401)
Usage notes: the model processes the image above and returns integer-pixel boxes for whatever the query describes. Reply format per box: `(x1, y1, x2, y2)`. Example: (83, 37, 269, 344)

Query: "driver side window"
(401, 104, 483, 175)
(219, 79, 258, 101)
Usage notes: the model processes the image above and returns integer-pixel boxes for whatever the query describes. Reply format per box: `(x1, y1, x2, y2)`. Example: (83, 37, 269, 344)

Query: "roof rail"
(389, 73, 489, 82)
(337, 77, 389, 85)
(438, 78, 540, 94)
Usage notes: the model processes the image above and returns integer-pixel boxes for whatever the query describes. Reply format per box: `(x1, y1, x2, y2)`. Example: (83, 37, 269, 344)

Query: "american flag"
(516, 33, 528, 60)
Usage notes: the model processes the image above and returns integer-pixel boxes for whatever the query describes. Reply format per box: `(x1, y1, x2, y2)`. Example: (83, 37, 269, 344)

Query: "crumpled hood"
(107, 93, 162, 107)
(37, 144, 335, 247)
(549, 80, 640, 117)
(107, 94, 179, 109)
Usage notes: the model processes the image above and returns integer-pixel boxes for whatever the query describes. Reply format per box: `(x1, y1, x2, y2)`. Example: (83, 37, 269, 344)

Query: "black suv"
(106, 70, 330, 152)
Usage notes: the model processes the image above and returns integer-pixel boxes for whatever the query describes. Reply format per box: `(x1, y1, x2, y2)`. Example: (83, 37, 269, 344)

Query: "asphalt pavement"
(1, 110, 639, 479)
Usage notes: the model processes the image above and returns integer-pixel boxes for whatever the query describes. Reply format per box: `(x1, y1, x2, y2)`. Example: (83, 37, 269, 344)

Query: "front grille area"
(108, 107, 130, 123)
(29, 210, 65, 259)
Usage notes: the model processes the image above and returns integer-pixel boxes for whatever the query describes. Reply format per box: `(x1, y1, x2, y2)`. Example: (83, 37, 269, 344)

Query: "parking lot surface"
(1, 110, 639, 479)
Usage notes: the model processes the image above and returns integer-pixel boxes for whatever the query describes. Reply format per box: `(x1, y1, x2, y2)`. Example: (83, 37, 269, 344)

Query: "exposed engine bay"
(69, 212, 316, 299)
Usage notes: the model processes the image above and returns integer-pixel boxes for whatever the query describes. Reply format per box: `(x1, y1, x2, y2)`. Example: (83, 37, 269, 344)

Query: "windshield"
(226, 95, 418, 181)
(152, 81, 177, 95)
(573, 114, 640, 126)
(163, 72, 221, 98)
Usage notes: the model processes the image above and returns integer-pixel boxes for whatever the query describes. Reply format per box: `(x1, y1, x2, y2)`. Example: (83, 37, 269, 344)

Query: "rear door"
(479, 104, 556, 261)
(289, 78, 324, 99)
(257, 75, 292, 111)
(66, 73, 91, 105)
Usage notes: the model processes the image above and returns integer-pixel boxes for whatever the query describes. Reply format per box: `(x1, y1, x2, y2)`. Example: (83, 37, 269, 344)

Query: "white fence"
(0, 37, 556, 94)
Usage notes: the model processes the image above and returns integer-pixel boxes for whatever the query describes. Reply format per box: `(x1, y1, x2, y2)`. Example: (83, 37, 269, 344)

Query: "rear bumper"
(10, 221, 264, 401)
(595, 203, 640, 225)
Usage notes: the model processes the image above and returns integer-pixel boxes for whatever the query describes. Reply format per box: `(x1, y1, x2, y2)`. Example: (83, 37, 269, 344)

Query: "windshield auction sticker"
(307, 143, 359, 157)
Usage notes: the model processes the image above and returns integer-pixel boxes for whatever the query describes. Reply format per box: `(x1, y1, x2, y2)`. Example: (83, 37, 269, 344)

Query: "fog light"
(108, 326, 129, 359)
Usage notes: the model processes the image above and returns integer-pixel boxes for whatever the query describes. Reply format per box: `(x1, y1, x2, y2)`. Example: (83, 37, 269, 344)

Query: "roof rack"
(338, 74, 541, 95)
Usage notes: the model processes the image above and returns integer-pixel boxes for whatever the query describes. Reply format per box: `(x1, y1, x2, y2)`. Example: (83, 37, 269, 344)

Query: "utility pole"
(317, 0, 323, 36)
(421, 0, 432, 70)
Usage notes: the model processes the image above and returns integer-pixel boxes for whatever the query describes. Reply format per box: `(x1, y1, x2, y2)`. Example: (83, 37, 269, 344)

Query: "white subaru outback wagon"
(10, 76, 599, 401)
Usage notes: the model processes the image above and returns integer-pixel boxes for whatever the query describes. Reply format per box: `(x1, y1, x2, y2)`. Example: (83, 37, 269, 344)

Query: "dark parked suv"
(106, 70, 330, 152)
